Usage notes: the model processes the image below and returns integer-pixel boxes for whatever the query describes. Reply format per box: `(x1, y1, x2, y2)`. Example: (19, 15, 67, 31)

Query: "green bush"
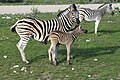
(0, 0, 23, 2)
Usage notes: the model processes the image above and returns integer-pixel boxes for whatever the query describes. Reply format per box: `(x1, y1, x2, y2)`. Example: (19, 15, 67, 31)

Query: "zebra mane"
(24, 17, 36, 20)
(57, 4, 77, 17)
(97, 3, 109, 9)
(57, 8, 68, 17)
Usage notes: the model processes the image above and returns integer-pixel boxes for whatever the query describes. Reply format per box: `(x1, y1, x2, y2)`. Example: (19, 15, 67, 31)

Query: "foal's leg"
(54, 44, 59, 62)
(48, 44, 53, 64)
(17, 37, 30, 64)
(66, 44, 71, 65)
(50, 39, 59, 65)
(52, 44, 58, 65)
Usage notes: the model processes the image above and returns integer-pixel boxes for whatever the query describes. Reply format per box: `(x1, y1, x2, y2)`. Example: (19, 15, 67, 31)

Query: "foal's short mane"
(67, 25, 79, 31)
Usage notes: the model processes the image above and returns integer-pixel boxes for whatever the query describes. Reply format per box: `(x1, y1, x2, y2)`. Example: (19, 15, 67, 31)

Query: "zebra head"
(77, 25, 88, 34)
(57, 4, 80, 25)
(98, 3, 114, 16)
(68, 4, 80, 24)
(108, 4, 114, 15)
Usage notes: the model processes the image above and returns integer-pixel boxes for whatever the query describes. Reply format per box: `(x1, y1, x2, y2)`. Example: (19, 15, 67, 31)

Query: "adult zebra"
(10, 4, 80, 64)
(77, 3, 114, 34)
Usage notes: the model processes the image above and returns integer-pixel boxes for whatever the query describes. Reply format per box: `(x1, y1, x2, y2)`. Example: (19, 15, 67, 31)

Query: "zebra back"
(11, 4, 80, 43)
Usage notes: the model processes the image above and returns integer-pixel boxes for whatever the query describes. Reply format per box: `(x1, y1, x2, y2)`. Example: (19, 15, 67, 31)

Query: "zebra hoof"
(54, 62, 59, 66)
(24, 60, 30, 64)
(53, 61, 59, 66)
(95, 34, 100, 36)
(67, 61, 71, 65)
(49, 61, 53, 64)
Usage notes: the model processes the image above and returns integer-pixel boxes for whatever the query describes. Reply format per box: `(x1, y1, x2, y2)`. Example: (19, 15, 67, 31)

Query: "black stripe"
(64, 16, 71, 30)
(54, 19, 58, 30)
(46, 20, 49, 34)
(60, 15, 66, 32)
(48, 20, 52, 34)
(51, 32, 60, 39)
(18, 21, 41, 39)
(63, 16, 69, 29)
(80, 14, 85, 17)
(51, 19, 55, 31)
(34, 19, 43, 33)
(86, 9, 92, 16)
(65, 16, 72, 28)
(79, 9, 90, 17)
(57, 19, 61, 31)
(62, 16, 68, 32)
(17, 27, 36, 35)
(22, 37, 29, 41)
(42, 21, 46, 41)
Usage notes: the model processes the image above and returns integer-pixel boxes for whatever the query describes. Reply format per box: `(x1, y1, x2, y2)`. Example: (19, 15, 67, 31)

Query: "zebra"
(77, 3, 114, 34)
(45, 25, 87, 65)
(10, 4, 80, 64)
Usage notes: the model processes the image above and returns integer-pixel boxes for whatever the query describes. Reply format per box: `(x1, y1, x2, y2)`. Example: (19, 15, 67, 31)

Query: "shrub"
(0, 0, 23, 2)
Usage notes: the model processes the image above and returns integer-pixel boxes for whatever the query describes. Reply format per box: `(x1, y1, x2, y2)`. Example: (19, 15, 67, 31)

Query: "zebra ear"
(70, 4, 77, 11)
(110, 3, 112, 7)
(77, 4, 80, 9)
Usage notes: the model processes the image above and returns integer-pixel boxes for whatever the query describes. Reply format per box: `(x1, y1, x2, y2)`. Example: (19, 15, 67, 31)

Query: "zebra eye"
(71, 12, 74, 15)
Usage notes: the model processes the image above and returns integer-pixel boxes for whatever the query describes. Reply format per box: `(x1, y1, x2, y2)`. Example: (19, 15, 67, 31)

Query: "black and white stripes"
(46, 25, 87, 65)
(77, 3, 114, 34)
(10, 4, 80, 63)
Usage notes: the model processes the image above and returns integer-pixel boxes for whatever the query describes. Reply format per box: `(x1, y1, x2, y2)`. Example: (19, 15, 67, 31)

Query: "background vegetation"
(0, 10, 120, 79)
(0, 0, 120, 5)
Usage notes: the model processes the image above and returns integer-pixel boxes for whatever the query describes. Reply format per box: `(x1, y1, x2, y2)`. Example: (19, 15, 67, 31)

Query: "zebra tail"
(10, 21, 18, 32)
(10, 25, 16, 32)
(44, 35, 50, 44)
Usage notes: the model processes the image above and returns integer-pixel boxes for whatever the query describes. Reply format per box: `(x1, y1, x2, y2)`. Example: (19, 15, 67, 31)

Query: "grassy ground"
(0, 12, 120, 80)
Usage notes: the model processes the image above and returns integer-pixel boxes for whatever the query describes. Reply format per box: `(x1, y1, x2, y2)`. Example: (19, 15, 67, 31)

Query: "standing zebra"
(77, 3, 114, 34)
(10, 4, 80, 64)
(45, 25, 87, 65)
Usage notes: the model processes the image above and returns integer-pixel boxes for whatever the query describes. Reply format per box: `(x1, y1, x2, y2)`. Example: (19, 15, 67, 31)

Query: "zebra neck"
(99, 6, 107, 16)
(71, 31, 79, 40)
(58, 15, 74, 32)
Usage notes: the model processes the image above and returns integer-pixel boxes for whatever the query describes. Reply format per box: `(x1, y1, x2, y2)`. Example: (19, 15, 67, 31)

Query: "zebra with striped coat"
(10, 4, 80, 64)
(45, 25, 87, 65)
(77, 3, 114, 34)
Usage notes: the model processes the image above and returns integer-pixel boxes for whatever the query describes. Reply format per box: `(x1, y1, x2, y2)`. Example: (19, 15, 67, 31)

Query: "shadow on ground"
(88, 29, 120, 35)
(30, 46, 120, 64)
(58, 46, 120, 63)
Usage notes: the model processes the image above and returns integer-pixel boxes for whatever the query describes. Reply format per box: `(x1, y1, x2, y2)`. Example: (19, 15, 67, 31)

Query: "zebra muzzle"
(76, 18, 80, 24)
(84, 29, 88, 33)
(111, 11, 114, 16)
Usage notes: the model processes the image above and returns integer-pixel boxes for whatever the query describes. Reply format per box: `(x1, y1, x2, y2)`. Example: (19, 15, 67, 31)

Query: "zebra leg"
(54, 44, 59, 61)
(95, 20, 100, 34)
(17, 37, 30, 64)
(48, 44, 53, 64)
(66, 44, 71, 65)
(52, 44, 59, 65)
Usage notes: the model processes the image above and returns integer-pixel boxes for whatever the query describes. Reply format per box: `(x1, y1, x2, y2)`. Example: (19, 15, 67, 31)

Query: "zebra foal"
(45, 25, 87, 65)
(10, 4, 80, 64)
(77, 3, 114, 34)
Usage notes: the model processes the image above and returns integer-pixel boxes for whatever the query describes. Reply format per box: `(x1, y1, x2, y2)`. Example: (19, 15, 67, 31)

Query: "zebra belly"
(84, 18, 96, 21)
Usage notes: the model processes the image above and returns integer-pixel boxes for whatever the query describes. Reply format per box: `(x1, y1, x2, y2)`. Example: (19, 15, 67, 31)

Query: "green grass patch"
(0, 0, 91, 5)
(0, 12, 120, 80)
